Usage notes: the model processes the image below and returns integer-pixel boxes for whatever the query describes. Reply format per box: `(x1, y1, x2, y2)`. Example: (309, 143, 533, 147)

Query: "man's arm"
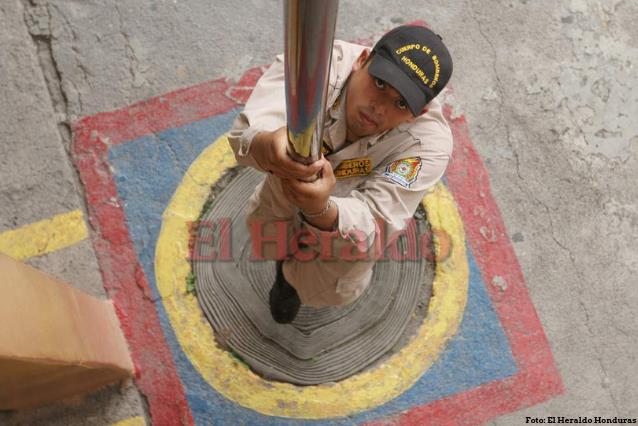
(282, 149, 451, 255)
(281, 160, 338, 231)
(227, 54, 287, 170)
(228, 56, 323, 180)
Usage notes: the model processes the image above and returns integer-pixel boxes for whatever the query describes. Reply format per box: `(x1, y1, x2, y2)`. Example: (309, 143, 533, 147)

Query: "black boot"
(269, 260, 301, 324)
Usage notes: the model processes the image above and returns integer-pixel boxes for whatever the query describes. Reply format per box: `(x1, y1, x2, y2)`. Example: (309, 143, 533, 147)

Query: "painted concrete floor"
(1, 0, 637, 425)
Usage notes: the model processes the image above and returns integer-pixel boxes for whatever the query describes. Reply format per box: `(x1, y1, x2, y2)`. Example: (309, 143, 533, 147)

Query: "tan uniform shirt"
(228, 40, 453, 307)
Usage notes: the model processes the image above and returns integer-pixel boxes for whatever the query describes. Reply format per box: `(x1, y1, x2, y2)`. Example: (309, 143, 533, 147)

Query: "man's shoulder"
(390, 99, 453, 157)
(326, 40, 369, 93)
(331, 40, 368, 68)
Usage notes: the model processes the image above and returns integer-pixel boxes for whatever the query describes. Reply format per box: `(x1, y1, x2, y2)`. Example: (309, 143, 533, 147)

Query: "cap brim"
(368, 53, 427, 116)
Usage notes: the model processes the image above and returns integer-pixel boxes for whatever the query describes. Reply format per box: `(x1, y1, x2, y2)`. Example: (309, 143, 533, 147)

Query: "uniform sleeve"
(333, 150, 450, 248)
(227, 54, 287, 171)
(303, 102, 452, 254)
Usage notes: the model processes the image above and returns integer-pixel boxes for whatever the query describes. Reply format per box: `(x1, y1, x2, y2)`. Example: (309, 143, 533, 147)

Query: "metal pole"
(283, 0, 339, 165)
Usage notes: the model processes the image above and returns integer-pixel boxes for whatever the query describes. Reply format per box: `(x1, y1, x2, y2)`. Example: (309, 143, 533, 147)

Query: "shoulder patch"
(382, 157, 422, 188)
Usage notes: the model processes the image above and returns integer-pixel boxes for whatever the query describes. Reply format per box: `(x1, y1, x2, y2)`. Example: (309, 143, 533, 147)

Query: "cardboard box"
(0, 253, 134, 410)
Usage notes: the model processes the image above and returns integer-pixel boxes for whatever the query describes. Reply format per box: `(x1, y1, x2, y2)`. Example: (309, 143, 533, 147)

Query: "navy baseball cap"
(368, 25, 453, 116)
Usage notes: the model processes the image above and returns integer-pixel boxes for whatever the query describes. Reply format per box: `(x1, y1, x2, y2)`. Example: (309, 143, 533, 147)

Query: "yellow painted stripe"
(155, 135, 469, 418)
(0, 210, 88, 260)
(111, 416, 147, 426)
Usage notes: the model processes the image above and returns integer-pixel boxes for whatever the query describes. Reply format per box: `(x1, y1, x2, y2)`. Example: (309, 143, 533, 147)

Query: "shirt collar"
(329, 89, 345, 121)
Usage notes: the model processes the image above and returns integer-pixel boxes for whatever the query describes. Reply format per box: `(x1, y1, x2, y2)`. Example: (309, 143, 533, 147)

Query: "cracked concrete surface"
(0, 0, 147, 423)
(460, 0, 638, 422)
(1, 0, 636, 423)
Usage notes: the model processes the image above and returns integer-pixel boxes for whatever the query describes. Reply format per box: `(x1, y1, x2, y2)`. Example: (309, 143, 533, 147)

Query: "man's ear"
(352, 49, 371, 72)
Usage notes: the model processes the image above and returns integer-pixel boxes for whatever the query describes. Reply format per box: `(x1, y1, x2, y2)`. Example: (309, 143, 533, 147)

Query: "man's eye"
(396, 99, 408, 110)
(374, 78, 385, 89)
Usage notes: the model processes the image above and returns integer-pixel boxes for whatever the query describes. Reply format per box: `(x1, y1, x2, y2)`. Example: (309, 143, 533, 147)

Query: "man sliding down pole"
(228, 6, 454, 323)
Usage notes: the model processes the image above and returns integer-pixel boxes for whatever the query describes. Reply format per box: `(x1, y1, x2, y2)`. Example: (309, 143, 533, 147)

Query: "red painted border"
(77, 79, 238, 147)
(72, 35, 562, 426)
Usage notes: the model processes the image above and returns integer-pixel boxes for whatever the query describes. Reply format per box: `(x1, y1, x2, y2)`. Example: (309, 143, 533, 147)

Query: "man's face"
(345, 50, 416, 141)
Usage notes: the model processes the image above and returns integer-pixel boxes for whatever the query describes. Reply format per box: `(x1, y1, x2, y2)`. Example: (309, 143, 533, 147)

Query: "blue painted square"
(109, 111, 518, 425)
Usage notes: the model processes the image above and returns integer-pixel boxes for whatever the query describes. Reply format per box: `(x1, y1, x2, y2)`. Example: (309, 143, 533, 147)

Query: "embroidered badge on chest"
(334, 157, 372, 179)
(382, 157, 422, 187)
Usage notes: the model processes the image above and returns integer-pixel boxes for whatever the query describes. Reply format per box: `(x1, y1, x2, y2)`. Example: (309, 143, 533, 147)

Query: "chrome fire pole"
(283, 0, 339, 165)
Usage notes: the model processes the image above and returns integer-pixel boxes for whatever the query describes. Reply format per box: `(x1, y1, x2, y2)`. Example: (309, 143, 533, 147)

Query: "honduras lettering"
(395, 44, 441, 89)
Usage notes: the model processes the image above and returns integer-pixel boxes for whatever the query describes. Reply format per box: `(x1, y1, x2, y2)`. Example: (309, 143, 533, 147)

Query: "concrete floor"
(0, 0, 636, 424)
